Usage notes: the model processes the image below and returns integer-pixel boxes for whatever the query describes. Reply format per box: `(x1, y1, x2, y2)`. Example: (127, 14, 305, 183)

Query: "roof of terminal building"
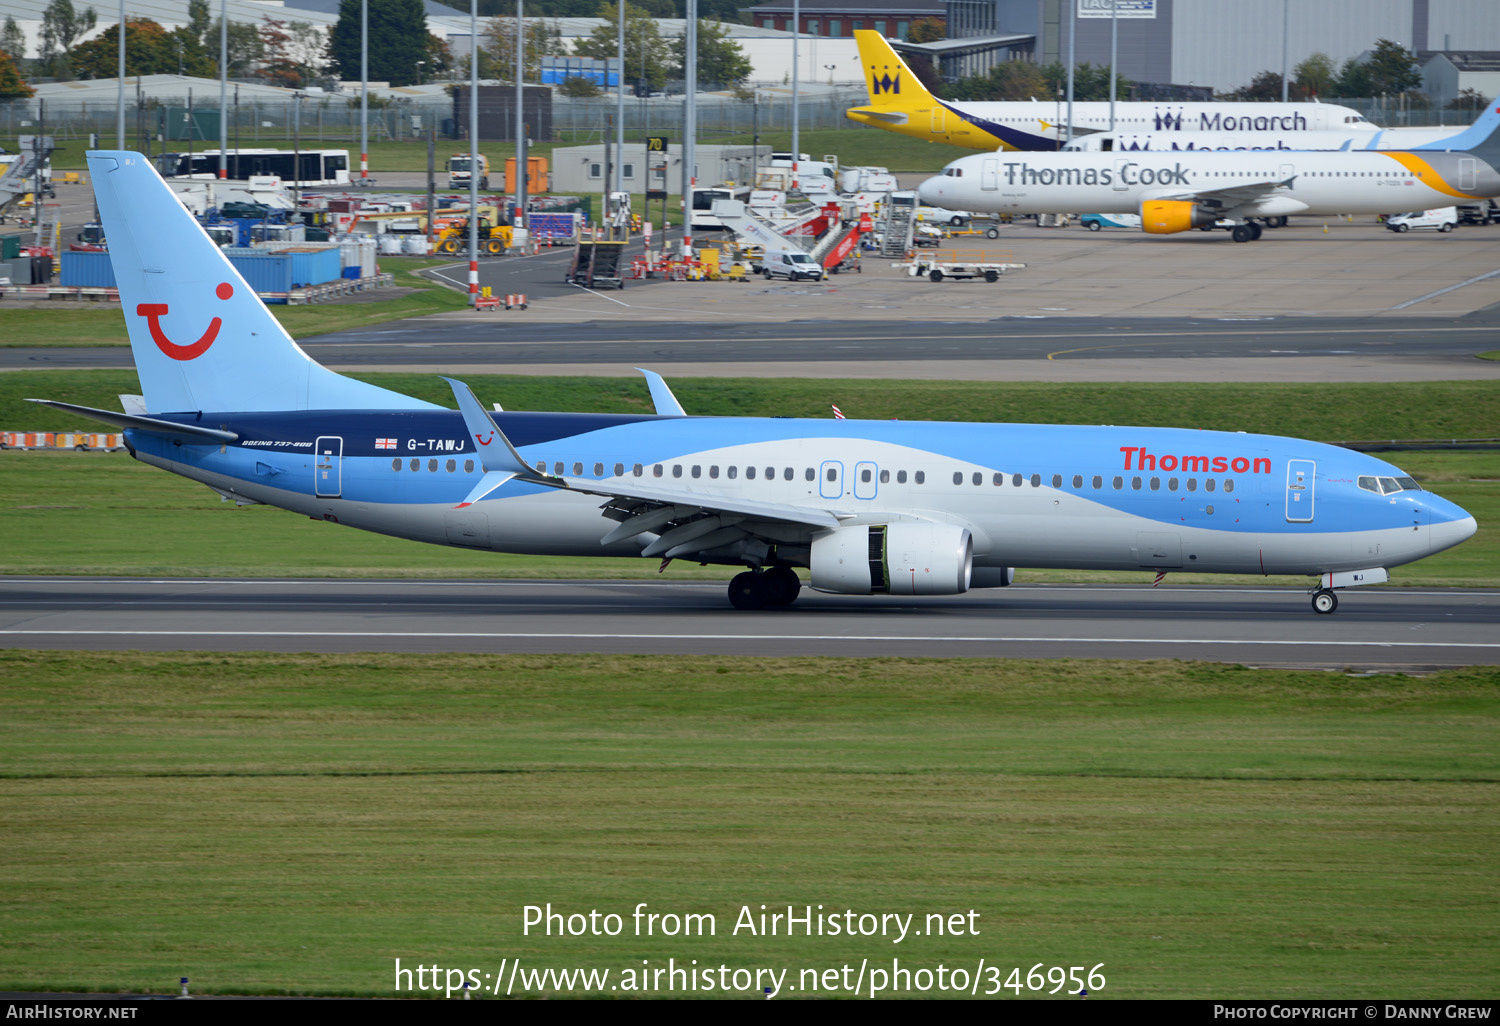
(1420, 50, 1500, 72)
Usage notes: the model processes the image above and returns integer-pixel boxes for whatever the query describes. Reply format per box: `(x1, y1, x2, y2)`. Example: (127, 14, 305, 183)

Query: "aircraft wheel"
(1087, 221, 1101, 232)
(985, 270, 999, 283)
(929, 269, 943, 282)
(1264, 216, 1286, 228)
(1440, 223, 1454, 233)
(1249, 222, 1264, 240)
(986, 227, 999, 239)
(763, 566, 801, 606)
(1231, 224, 1254, 243)
(1311, 589, 1338, 615)
(728, 571, 769, 610)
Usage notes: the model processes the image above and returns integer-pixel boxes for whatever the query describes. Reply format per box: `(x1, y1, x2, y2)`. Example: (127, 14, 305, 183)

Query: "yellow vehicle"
(433, 215, 511, 255)
(448, 153, 490, 190)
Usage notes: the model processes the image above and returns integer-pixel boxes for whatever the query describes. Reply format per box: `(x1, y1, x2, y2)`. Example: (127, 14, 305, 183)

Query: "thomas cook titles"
(1001, 161, 1190, 187)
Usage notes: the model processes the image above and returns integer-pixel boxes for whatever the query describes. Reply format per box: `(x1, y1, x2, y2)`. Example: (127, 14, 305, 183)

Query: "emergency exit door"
(315, 435, 343, 498)
(1286, 459, 1315, 522)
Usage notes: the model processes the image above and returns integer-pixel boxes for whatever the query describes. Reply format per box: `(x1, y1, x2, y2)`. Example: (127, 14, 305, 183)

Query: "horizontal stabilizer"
(25, 398, 238, 443)
(847, 107, 908, 124)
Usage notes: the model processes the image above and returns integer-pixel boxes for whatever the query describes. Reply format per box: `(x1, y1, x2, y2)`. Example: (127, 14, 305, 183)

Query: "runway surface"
(8, 315, 1500, 380)
(3, 577, 1496, 669)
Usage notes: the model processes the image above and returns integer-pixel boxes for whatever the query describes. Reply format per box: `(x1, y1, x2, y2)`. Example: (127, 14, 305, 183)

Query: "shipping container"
(0, 234, 21, 261)
(223, 249, 293, 294)
(60, 249, 118, 288)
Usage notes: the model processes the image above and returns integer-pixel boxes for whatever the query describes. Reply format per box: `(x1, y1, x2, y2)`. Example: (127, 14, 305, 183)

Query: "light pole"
(360, 0, 368, 184)
(219, 0, 227, 177)
(416, 60, 425, 85)
(115, 0, 125, 148)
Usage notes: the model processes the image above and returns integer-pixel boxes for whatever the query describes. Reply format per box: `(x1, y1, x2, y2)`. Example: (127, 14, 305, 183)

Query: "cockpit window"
(1360, 475, 1422, 494)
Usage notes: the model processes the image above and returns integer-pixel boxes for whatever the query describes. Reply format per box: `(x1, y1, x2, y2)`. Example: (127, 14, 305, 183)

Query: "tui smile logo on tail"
(475, 431, 494, 447)
(136, 282, 233, 361)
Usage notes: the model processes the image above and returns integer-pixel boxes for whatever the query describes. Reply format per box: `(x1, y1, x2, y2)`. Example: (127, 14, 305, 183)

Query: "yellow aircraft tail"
(846, 31, 1006, 150)
(848, 30, 930, 129)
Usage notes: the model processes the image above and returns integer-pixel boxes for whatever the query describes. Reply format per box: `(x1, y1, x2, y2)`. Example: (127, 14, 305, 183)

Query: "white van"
(761, 250, 824, 282)
(1386, 208, 1458, 233)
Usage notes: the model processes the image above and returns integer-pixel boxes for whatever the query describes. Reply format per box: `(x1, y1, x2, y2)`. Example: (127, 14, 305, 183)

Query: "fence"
(6, 88, 1482, 148)
(1, 88, 872, 147)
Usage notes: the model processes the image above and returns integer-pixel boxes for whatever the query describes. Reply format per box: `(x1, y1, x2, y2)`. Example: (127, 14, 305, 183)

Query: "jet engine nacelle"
(810, 522, 973, 596)
(1140, 199, 1217, 234)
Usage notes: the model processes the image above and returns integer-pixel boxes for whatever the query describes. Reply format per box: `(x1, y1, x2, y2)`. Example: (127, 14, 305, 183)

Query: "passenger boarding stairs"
(809, 219, 860, 269)
(712, 199, 812, 257)
(0, 136, 54, 222)
(881, 199, 915, 257)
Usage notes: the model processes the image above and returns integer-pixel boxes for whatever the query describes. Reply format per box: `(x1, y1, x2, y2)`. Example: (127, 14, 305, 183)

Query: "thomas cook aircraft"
(32, 151, 1476, 613)
(846, 30, 1373, 152)
(918, 99, 1500, 241)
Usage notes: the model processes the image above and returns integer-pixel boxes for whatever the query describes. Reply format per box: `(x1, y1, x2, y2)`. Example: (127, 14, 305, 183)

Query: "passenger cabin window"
(897, 470, 908, 483)
(915, 471, 925, 484)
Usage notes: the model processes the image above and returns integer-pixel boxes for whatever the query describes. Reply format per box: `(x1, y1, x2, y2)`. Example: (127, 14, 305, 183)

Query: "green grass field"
(0, 258, 468, 347)
(1, 652, 1496, 998)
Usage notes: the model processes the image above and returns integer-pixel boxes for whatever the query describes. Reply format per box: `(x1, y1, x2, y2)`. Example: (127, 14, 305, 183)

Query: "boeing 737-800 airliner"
(918, 100, 1500, 241)
(34, 152, 1475, 613)
(846, 31, 1373, 152)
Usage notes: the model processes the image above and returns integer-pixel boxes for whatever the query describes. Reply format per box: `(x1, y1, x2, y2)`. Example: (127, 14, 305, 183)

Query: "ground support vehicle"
(895, 254, 1025, 283)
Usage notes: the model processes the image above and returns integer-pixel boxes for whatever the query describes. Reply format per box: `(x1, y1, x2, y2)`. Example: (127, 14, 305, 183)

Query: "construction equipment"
(432, 214, 511, 256)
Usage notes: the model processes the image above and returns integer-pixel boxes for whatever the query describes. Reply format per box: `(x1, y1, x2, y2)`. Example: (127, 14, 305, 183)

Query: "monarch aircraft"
(846, 30, 1372, 152)
(34, 151, 1476, 613)
(918, 99, 1500, 241)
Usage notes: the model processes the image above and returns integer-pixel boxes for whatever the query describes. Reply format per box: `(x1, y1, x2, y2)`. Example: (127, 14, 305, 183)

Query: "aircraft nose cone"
(917, 175, 944, 204)
(1430, 514, 1478, 556)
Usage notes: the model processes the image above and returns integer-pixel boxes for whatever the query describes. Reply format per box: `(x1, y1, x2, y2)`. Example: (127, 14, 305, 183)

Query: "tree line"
(0, 0, 753, 99)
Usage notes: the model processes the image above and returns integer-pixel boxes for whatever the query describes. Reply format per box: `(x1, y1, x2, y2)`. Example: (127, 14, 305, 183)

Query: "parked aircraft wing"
(1149, 174, 1299, 209)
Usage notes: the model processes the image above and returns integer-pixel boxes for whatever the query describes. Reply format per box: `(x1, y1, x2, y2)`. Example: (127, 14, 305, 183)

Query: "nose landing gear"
(1311, 588, 1338, 614)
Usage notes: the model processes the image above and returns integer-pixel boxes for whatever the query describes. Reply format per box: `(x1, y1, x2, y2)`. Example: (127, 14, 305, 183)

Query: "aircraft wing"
(444, 376, 843, 560)
(1148, 175, 1297, 209)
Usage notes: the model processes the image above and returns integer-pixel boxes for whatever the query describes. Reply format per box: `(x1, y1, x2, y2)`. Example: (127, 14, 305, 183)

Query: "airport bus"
(690, 185, 751, 231)
(156, 149, 351, 187)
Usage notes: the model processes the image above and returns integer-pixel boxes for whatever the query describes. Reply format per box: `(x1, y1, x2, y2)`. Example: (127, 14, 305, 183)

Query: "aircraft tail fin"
(85, 151, 439, 415)
(1410, 98, 1500, 161)
(852, 30, 930, 110)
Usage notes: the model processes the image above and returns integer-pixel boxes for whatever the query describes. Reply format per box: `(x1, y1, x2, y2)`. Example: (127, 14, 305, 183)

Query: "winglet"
(636, 368, 686, 416)
(443, 376, 559, 486)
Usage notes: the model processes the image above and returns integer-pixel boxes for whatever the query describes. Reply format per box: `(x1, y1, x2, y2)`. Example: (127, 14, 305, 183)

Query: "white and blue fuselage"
(48, 149, 1476, 613)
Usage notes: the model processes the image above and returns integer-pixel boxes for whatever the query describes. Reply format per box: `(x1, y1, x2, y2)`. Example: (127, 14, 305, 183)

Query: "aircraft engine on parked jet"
(1141, 199, 1218, 234)
(810, 523, 973, 595)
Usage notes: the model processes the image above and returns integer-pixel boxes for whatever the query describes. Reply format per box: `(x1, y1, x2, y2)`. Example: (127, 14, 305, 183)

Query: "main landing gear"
(1230, 221, 1264, 243)
(727, 566, 802, 610)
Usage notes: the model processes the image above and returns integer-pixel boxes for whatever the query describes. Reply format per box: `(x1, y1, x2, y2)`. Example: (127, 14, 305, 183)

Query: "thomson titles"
(523, 903, 981, 943)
